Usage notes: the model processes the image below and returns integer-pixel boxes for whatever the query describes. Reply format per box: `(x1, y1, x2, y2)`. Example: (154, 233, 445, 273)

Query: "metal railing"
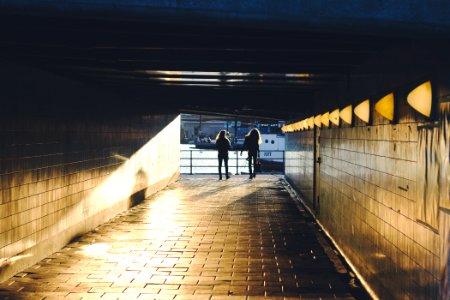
(180, 149, 285, 175)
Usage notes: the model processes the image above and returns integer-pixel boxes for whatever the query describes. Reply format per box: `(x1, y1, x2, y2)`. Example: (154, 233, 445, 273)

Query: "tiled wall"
(285, 130, 315, 209)
(0, 114, 180, 282)
(285, 95, 449, 298)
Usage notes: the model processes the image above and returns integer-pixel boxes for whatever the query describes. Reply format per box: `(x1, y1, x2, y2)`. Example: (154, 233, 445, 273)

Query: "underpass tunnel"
(0, 1, 449, 299)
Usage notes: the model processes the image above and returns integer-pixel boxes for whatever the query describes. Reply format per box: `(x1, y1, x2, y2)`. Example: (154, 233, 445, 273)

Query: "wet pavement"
(0, 175, 359, 299)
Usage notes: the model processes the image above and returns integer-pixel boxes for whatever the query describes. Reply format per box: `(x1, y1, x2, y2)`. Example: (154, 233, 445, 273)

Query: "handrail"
(180, 149, 285, 175)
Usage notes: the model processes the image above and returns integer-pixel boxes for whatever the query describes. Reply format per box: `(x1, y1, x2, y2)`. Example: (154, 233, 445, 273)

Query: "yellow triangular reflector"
(302, 119, 308, 130)
(330, 109, 340, 126)
(292, 123, 297, 131)
(407, 81, 432, 117)
(354, 99, 370, 123)
(375, 93, 394, 121)
(314, 115, 322, 128)
(307, 117, 314, 129)
(321, 112, 330, 127)
(339, 105, 353, 125)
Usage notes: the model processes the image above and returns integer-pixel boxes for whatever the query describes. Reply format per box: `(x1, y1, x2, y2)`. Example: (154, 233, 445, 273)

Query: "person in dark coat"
(215, 130, 231, 180)
(240, 128, 261, 179)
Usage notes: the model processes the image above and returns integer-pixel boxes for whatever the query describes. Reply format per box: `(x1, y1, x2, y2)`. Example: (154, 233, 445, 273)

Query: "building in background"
(181, 113, 285, 149)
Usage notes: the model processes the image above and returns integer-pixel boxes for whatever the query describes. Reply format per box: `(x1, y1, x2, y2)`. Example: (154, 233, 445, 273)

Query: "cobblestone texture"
(0, 175, 355, 299)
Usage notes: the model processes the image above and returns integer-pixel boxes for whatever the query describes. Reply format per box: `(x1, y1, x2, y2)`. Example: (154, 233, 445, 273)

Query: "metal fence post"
(190, 150, 193, 175)
(235, 151, 239, 175)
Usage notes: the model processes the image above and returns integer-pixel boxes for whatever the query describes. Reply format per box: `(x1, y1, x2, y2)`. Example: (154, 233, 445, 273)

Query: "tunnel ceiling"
(1, 1, 450, 120)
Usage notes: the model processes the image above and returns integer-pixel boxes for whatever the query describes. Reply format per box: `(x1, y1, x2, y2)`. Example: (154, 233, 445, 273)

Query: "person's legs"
(224, 156, 229, 179)
(218, 156, 223, 179)
(248, 153, 253, 179)
(251, 154, 257, 178)
(250, 154, 257, 178)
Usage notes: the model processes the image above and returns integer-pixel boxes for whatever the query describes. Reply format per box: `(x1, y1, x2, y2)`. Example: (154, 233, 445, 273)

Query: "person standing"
(241, 128, 261, 179)
(215, 130, 231, 180)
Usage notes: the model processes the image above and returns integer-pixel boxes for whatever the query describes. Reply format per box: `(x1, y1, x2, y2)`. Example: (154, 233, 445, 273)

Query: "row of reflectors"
(282, 81, 432, 133)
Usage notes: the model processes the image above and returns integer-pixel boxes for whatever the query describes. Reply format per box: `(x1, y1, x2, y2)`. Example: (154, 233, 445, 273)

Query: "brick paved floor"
(0, 175, 357, 299)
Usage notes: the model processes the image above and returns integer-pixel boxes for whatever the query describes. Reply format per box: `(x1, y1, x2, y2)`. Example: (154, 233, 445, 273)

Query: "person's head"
(216, 130, 227, 141)
(247, 128, 262, 144)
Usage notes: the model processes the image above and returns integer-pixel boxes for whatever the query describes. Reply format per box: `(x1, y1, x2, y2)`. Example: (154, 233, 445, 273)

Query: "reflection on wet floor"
(0, 175, 362, 299)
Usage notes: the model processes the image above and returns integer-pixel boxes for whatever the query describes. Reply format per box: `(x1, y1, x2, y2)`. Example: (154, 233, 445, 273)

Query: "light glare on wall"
(375, 93, 394, 121)
(314, 115, 322, 127)
(330, 109, 340, 126)
(339, 105, 353, 125)
(354, 99, 370, 123)
(321, 112, 330, 127)
(407, 81, 432, 117)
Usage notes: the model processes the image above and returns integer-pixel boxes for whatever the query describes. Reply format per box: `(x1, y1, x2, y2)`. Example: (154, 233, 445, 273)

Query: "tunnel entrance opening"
(180, 113, 286, 175)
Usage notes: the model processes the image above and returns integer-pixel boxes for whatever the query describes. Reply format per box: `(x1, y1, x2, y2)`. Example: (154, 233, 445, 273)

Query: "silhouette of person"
(241, 128, 261, 179)
(215, 130, 231, 180)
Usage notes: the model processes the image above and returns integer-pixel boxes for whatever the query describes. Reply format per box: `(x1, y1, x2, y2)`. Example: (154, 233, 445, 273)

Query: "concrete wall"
(286, 80, 449, 299)
(0, 61, 180, 282)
